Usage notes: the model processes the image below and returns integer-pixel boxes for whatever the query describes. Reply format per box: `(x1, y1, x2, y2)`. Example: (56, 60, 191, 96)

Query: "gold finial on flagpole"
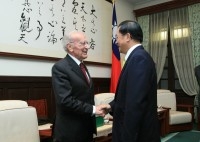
(112, 0, 115, 4)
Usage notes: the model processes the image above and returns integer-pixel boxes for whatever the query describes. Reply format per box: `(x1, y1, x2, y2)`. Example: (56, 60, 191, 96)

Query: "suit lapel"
(66, 55, 92, 87)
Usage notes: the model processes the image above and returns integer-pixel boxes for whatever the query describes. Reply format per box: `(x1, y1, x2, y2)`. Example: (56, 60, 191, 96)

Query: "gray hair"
(62, 31, 71, 52)
(62, 30, 80, 52)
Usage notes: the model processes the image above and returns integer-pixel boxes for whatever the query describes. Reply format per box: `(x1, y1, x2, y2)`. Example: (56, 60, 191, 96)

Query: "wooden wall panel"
(30, 87, 54, 118)
(0, 76, 110, 120)
(134, 0, 200, 17)
(6, 88, 29, 100)
(0, 89, 3, 97)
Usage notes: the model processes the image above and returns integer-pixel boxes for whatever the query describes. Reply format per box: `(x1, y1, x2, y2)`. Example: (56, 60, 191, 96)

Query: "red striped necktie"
(80, 63, 90, 84)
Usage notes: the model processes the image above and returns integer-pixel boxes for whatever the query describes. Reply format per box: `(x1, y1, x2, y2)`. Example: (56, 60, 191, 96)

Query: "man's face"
(68, 33, 89, 61)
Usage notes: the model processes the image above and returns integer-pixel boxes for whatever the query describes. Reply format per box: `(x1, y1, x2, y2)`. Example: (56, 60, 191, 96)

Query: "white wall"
(0, 56, 111, 77)
(116, 0, 136, 22)
(0, 0, 134, 78)
(0, 57, 54, 77)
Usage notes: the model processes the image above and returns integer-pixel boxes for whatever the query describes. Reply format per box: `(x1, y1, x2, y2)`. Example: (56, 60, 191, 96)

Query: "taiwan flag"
(110, 3, 121, 93)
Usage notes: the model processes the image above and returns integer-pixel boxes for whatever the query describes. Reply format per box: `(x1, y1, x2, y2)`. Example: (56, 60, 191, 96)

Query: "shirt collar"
(125, 44, 141, 61)
(68, 53, 82, 65)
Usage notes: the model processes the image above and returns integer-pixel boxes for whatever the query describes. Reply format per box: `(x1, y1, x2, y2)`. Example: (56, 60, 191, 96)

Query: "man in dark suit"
(195, 65, 200, 112)
(195, 65, 200, 87)
(106, 20, 161, 142)
(52, 31, 106, 142)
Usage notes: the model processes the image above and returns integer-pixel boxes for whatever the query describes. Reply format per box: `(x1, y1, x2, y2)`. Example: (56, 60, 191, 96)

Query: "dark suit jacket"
(110, 46, 160, 142)
(195, 65, 200, 110)
(195, 65, 200, 86)
(52, 55, 96, 142)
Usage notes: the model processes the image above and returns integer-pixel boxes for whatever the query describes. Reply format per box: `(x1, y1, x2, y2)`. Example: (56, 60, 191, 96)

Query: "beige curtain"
(169, 7, 198, 96)
(149, 11, 169, 82)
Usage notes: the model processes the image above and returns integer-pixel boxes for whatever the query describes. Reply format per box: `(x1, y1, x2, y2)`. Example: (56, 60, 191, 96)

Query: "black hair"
(118, 20, 143, 43)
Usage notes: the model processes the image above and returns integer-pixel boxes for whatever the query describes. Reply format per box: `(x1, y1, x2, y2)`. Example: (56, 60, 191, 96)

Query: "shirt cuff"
(93, 105, 96, 115)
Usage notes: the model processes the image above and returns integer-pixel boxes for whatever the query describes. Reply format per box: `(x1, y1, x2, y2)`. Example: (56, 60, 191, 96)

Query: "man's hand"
(95, 104, 111, 117)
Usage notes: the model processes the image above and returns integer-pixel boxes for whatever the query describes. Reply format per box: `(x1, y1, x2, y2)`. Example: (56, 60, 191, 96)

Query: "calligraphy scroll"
(0, 0, 112, 63)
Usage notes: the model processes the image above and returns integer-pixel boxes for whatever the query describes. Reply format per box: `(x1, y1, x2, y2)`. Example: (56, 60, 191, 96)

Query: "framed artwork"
(0, 0, 112, 65)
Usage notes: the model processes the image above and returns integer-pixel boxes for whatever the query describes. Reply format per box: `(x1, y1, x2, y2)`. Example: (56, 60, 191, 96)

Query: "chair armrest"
(108, 118, 113, 121)
(157, 108, 170, 134)
(161, 106, 171, 110)
(177, 104, 194, 119)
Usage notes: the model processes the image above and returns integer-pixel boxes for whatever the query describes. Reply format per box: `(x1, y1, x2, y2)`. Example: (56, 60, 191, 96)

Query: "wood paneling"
(175, 91, 195, 106)
(0, 76, 110, 120)
(134, 0, 200, 18)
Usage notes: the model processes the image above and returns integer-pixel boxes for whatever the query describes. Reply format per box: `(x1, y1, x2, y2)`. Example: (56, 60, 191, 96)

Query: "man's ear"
(125, 33, 132, 42)
(67, 44, 73, 52)
(126, 33, 132, 40)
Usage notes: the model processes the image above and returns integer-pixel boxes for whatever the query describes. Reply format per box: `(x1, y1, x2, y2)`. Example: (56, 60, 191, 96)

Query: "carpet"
(161, 130, 200, 142)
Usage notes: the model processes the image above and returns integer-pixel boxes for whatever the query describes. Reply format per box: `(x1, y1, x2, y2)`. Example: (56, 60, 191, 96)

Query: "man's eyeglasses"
(70, 41, 89, 46)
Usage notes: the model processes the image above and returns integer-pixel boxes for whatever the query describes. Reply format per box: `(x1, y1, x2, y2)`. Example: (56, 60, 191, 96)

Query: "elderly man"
(52, 31, 106, 142)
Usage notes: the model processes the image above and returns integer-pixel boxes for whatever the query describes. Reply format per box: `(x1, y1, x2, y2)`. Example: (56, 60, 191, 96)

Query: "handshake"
(95, 104, 111, 117)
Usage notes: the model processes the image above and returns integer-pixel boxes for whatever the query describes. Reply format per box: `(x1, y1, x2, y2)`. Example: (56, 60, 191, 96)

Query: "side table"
(38, 123, 52, 142)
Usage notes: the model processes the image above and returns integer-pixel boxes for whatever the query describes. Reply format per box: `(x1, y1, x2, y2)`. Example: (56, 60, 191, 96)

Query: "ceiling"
(106, 0, 153, 5)
(126, 0, 153, 5)
(106, 0, 170, 10)
(126, 0, 169, 9)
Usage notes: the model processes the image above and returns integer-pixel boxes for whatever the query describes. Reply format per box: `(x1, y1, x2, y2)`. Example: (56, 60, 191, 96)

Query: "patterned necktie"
(80, 63, 90, 84)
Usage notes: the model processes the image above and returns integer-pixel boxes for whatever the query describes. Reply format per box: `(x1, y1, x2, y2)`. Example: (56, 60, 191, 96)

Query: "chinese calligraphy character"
(23, 7, 32, 13)
(91, 18, 95, 26)
(60, 26, 66, 40)
(91, 28, 97, 34)
(89, 38, 95, 50)
(49, 5, 55, 17)
(48, 20, 58, 27)
(81, 15, 86, 22)
(37, 1, 43, 16)
(47, 31, 57, 44)
(80, 2, 87, 14)
(62, 0, 66, 7)
(73, 17, 78, 30)
(82, 24, 86, 32)
(20, 12, 33, 32)
(36, 20, 43, 40)
(18, 34, 28, 44)
(90, 5, 97, 18)
(72, 0, 78, 14)
(22, 0, 31, 7)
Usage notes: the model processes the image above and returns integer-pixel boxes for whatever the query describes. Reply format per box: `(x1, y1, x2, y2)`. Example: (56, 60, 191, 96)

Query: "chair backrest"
(157, 89, 171, 94)
(94, 93, 115, 105)
(0, 100, 40, 142)
(157, 92, 177, 111)
(27, 99, 48, 119)
(0, 100, 28, 110)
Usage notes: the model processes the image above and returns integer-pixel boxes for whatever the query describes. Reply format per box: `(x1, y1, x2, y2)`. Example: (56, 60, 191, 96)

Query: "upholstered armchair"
(0, 100, 40, 142)
(157, 90, 193, 133)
